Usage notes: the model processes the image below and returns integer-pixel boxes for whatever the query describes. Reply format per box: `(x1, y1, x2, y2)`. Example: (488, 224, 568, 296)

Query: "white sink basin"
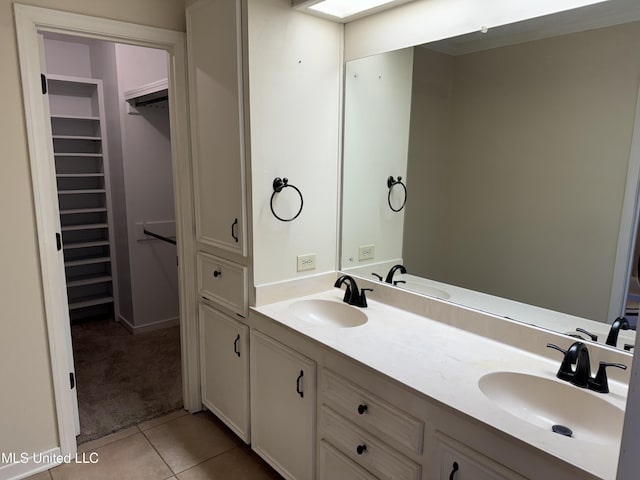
(478, 371, 623, 445)
(289, 299, 368, 328)
(401, 281, 450, 299)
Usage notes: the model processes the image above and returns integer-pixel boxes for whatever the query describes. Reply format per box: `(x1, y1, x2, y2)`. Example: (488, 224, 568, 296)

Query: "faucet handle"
(588, 361, 627, 394)
(575, 328, 598, 342)
(393, 280, 406, 286)
(359, 288, 373, 308)
(547, 343, 575, 381)
(624, 344, 635, 352)
(371, 273, 383, 281)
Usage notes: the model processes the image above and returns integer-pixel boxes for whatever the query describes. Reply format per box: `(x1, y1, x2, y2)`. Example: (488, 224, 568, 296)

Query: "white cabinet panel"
(319, 440, 377, 480)
(436, 434, 527, 480)
(197, 252, 248, 317)
(200, 303, 250, 442)
(186, 0, 247, 256)
(250, 330, 316, 480)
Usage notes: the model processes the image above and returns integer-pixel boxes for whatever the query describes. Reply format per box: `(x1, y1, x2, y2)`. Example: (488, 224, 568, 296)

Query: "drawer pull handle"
(213, 270, 222, 278)
(233, 334, 240, 357)
(296, 370, 304, 398)
(357, 404, 368, 415)
(231, 218, 239, 242)
(449, 461, 459, 480)
(356, 444, 367, 455)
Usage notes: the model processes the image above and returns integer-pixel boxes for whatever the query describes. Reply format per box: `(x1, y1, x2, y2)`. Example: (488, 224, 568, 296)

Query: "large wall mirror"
(341, 0, 640, 352)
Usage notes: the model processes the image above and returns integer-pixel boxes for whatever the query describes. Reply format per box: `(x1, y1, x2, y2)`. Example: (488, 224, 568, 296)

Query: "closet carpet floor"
(71, 318, 183, 444)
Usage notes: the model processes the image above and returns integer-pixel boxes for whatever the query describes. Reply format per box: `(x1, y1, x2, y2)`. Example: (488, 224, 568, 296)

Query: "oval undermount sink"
(401, 282, 451, 299)
(478, 371, 623, 445)
(289, 299, 368, 328)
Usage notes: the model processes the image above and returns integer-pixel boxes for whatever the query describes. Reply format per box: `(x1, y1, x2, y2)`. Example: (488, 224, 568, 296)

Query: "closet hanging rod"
(143, 228, 176, 245)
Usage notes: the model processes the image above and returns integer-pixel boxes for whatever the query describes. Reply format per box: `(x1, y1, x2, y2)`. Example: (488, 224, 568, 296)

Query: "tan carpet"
(71, 318, 183, 444)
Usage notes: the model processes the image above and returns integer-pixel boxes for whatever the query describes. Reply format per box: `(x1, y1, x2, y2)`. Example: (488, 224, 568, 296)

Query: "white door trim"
(14, 3, 200, 456)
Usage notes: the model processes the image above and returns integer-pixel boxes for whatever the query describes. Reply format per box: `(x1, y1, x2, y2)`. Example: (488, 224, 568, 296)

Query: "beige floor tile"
(50, 433, 172, 480)
(143, 412, 239, 474)
(176, 447, 282, 480)
(138, 409, 188, 432)
(78, 425, 140, 453)
(24, 471, 52, 480)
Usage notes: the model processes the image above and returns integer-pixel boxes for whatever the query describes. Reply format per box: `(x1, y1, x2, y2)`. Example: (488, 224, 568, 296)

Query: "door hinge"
(69, 372, 75, 389)
(41, 74, 47, 94)
(56, 233, 62, 251)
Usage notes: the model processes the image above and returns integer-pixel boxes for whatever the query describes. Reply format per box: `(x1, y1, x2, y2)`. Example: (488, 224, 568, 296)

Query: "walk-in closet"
(43, 33, 183, 442)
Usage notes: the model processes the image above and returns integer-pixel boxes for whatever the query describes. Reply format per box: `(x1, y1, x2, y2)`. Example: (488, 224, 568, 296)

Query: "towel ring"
(271, 177, 304, 222)
(387, 176, 407, 212)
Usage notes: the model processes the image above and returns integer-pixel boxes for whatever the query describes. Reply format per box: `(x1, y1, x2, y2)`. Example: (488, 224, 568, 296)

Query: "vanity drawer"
(319, 440, 377, 480)
(321, 406, 421, 480)
(321, 368, 424, 454)
(197, 252, 248, 317)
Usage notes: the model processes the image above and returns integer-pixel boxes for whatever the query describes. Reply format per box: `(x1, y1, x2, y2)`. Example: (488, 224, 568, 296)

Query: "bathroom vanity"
(226, 276, 628, 480)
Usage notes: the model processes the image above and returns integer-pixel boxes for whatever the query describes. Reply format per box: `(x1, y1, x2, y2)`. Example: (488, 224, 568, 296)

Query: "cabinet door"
(437, 436, 525, 480)
(200, 303, 250, 442)
(250, 330, 316, 480)
(186, 0, 247, 256)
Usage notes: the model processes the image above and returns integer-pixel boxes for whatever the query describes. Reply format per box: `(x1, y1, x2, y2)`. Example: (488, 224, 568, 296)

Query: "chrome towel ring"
(271, 177, 304, 222)
(387, 175, 407, 212)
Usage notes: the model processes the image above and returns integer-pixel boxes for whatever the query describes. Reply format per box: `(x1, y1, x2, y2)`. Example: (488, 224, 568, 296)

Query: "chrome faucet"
(605, 316, 630, 347)
(385, 264, 407, 284)
(334, 275, 371, 308)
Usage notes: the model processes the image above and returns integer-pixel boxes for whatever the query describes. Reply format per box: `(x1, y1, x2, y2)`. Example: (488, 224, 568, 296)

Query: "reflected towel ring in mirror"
(387, 176, 407, 212)
(271, 177, 304, 222)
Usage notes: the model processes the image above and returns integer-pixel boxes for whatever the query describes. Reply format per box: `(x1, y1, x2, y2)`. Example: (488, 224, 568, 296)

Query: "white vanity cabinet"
(186, 0, 248, 257)
(199, 302, 250, 442)
(250, 330, 317, 480)
(318, 368, 423, 480)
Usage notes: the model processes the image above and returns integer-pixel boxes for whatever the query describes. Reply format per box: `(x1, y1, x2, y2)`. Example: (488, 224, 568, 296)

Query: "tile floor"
(26, 410, 282, 480)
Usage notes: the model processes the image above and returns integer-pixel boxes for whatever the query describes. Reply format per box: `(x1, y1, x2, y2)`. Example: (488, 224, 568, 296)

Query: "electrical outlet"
(358, 244, 375, 261)
(297, 253, 317, 272)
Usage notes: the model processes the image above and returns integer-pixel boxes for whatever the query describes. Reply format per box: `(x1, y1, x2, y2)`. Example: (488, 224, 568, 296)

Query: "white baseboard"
(0, 447, 61, 480)
(118, 314, 179, 335)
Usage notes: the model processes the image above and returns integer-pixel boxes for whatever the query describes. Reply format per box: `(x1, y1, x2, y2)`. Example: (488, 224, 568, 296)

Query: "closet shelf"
(58, 189, 106, 195)
(124, 78, 168, 107)
(63, 240, 110, 250)
(51, 114, 100, 122)
(64, 256, 111, 267)
(53, 135, 101, 141)
(54, 153, 103, 158)
(68, 295, 114, 310)
(56, 174, 105, 178)
(67, 275, 112, 288)
(60, 207, 107, 215)
(61, 223, 108, 232)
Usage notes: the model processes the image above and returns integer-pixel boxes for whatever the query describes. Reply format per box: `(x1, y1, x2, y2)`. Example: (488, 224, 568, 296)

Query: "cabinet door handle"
(357, 404, 368, 415)
(233, 334, 240, 357)
(449, 461, 459, 480)
(296, 370, 304, 398)
(356, 444, 367, 455)
(213, 270, 221, 278)
(231, 218, 239, 243)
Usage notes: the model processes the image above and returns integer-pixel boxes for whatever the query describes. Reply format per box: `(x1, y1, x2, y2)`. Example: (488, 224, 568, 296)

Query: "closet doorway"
(42, 32, 183, 443)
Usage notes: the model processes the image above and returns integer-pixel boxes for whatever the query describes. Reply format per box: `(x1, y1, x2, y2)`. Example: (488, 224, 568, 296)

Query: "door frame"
(14, 4, 200, 455)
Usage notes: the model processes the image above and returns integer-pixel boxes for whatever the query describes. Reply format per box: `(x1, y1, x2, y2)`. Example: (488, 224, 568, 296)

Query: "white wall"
(341, 48, 413, 272)
(344, 0, 608, 61)
(0, 0, 184, 467)
(248, 0, 343, 287)
(115, 44, 179, 330)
